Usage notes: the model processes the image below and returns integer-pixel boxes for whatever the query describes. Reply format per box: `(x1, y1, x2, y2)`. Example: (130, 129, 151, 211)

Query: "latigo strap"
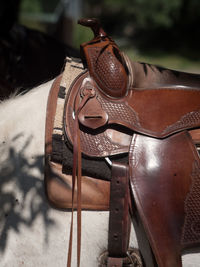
(108, 162, 131, 265)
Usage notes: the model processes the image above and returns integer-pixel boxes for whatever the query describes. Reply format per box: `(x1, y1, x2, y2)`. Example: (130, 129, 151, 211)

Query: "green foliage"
(20, 0, 58, 13)
(87, 0, 182, 29)
(131, 0, 181, 28)
(20, 0, 42, 13)
(85, 0, 200, 57)
(73, 23, 93, 49)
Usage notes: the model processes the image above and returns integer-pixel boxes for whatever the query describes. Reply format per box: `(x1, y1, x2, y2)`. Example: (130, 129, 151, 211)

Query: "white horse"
(0, 78, 200, 267)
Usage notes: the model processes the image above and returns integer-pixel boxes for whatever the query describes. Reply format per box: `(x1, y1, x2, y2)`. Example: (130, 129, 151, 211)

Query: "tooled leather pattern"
(181, 160, 200, 246)
(88, 47, 126, 94)
(163, 110, 200, 135)
(67, 107, 129, 157)
(80, 131, 125, 157)
(78, 94, 140, 157)
(97, 94, 141, 127)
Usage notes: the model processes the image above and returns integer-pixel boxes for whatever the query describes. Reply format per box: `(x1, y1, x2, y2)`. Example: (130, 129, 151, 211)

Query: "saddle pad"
(45, 161, 110, 210)
(45, 58, 111, 210)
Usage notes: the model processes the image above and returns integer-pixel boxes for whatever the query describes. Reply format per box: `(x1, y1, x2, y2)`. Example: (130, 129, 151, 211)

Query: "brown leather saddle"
(45, 18, 200, 267)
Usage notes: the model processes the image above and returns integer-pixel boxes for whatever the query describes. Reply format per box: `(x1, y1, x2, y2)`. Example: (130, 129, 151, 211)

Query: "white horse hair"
(0, 79, 199, 266)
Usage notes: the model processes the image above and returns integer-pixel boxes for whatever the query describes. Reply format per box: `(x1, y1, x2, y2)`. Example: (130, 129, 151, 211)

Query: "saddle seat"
(130, 60, 200, 90)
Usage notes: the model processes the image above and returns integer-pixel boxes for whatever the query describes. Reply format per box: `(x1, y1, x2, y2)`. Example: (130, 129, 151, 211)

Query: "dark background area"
(85, 0, 200, 58)
(18, 0, 200, 57)
(82, 0, 200, 74)
(17, 0, 200, 71)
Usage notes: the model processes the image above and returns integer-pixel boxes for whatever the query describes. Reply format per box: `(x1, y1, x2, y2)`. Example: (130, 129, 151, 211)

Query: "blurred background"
(1, 0, 200, 98)
(19, 0, 200, 71)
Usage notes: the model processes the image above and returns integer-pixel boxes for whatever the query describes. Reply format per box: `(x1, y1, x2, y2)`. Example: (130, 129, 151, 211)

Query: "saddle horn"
(78, 18, 107, 38)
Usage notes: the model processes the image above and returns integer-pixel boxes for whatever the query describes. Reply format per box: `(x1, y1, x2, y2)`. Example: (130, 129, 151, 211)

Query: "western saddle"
(45, 18, 200, 267)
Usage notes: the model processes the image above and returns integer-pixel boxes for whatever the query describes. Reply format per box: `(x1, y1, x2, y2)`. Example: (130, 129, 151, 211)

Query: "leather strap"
(108, 162, 131, 266)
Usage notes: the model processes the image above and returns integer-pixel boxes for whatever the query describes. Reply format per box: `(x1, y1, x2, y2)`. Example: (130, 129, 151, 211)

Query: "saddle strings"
(67, 89, 94, 267)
